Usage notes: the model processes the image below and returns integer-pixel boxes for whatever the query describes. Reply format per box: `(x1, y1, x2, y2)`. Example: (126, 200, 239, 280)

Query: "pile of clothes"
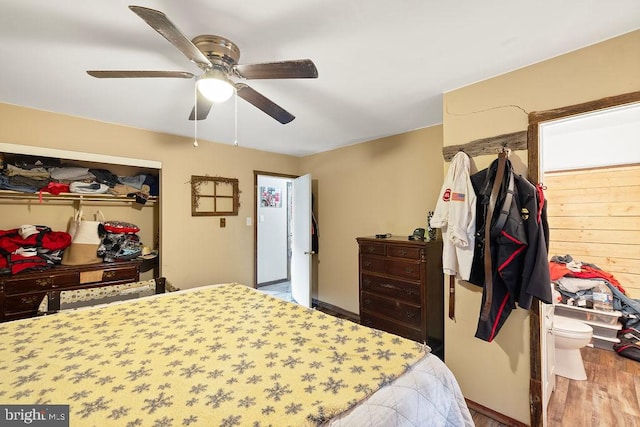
(98, 221, 143, 263)
(551, 254, 640, 330)
(0, 154, 158, 203)
(0, 220, 146, 275)
(0, 225, 72, 275)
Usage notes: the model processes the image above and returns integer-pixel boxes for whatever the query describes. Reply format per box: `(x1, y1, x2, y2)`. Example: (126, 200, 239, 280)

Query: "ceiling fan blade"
(236, 83, 295, 124)
(128, 6, 211, 70)
(87, 71, 194, 78)
(234, 59, 318, 80)
(188, 93, 214, 121)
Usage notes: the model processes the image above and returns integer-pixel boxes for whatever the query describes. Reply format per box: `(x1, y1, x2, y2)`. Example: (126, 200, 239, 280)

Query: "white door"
(291, 174, 312, 307)
(541, 301, 556, 426)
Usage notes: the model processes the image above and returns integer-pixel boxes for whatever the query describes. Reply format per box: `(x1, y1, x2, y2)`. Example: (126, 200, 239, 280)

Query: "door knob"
(304, 251, 316, 255)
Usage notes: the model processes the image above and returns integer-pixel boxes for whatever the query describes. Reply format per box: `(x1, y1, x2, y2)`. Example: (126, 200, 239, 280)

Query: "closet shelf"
(0, 190, 157, 205)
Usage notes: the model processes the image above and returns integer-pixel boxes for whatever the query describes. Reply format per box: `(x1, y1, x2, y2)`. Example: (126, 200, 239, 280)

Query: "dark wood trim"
(253, 171, 299, 179)
(529, 302, 542, 427)
(313, 298, 360, 323)
(527, 124, 539, 184)
(466, 399, 528, 427)
(526, 90, 640, 427)
(529, 90, 640, 124)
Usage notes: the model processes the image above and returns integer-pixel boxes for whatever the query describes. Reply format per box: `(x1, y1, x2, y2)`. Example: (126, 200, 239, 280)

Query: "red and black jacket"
(468, 159, 552, 342)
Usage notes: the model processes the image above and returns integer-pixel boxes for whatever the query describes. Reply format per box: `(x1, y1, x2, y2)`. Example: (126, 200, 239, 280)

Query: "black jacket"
(468, 158, 552, 342)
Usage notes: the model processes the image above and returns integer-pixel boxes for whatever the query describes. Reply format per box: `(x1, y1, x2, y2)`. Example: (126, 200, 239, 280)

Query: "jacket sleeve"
(430, 161, 455, 229)
(448, 166, 476, 249)
(518, 182, 552, 308)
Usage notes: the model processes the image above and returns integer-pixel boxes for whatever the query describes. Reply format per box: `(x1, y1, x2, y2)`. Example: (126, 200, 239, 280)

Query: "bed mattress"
(0, 283, 472, 426)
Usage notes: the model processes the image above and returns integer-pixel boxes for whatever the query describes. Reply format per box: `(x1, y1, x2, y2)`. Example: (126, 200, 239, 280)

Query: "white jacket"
(429, 151, 476, 280)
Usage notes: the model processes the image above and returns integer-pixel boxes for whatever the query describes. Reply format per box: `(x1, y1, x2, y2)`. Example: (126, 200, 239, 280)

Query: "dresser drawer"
(387, 245, 422, 260)
(3, 272, 77, 295)
(361, 274, 421, 303)
(4, 292, 46, 315)
(360, 255, 422, 280)
(360, 312, 422, 342)
(359, 242, 386, 256)
(361, 291, 421, 327)
(81, 264, 139, 285)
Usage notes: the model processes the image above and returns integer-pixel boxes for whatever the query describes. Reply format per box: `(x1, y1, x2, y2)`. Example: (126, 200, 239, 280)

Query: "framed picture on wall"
(260, 186, 282, 208)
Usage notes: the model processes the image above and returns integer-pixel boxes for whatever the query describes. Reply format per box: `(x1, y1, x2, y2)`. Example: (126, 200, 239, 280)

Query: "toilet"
(553, 315, 593, 381)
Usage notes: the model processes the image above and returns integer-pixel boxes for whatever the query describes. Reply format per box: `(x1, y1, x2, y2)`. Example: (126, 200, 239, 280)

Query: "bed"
(0, 282, 473, 426)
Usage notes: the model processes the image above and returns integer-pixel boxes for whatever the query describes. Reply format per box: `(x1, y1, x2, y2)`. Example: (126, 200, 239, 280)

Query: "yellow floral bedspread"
(0, 283, 427, 426)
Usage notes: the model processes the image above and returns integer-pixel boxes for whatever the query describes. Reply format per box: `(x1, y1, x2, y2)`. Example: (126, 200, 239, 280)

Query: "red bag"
(614, 328, 640, 362)
(103, 221, 140, 234)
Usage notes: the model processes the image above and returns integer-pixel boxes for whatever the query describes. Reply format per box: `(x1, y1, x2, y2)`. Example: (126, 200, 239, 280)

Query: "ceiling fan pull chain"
(193, 82, 199, 147)
(234, 91, 238, 147)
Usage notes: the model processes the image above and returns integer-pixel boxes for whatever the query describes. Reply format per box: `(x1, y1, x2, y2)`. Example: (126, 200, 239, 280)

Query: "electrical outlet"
(246, 217, 252, 226)
(220, 218, 226, 228)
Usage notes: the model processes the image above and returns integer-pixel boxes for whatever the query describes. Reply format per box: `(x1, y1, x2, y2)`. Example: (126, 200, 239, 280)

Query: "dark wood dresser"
(357, 236, 444, 357)
(0, 260, 142, 322)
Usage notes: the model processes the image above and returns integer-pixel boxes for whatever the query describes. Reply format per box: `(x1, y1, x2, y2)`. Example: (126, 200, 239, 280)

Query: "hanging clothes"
(430, 151, 476, 281)
(468, 155, 552, 342)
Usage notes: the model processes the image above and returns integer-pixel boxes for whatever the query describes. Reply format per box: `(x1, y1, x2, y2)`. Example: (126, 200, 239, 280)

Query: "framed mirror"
(191, 175, 239, 216)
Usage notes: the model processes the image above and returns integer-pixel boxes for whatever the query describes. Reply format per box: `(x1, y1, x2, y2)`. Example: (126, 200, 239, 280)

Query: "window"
(191, 175, 240, 216)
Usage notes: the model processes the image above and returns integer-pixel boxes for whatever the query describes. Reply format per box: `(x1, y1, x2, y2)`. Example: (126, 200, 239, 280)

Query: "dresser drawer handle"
(404, 288, 417, 296)
(367, 246, 376, 253)
(363, 278, 371, 286)
(364, 298, 372, 305)
(406, 312, 416, 319)
(20, 295, 42, 304)
(399, 249, 407, 256)
(103, 271, 117, 279)
(35, 278, 53, 286)
(404, 267, 413, 274)
(363, 261, 372, 268)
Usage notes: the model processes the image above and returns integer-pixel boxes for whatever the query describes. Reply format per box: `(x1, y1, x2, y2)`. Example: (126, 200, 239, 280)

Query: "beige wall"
(0, 103, 299, 288)
(443, 30, 640, 422)
(300, 126, 444, 313)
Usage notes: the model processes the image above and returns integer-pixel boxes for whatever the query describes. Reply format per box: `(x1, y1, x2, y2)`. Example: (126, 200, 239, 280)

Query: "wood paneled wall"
(544, 165, 640, 298)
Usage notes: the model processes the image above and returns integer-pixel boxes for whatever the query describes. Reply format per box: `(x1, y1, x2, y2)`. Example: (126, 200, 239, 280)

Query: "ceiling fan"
(87, 6, 318, 124)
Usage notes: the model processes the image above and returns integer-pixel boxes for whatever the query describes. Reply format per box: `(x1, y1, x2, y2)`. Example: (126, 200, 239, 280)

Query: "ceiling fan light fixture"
(197, 69, 235, 103)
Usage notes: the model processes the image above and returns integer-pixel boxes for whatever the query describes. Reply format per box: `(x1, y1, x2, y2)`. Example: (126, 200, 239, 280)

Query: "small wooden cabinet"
(357, 236, 444, 357)
(0, 260, 142, 321)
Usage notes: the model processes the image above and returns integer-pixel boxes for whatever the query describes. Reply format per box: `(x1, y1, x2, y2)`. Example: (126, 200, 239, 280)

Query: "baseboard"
(312, 298, 359, 323)
(465, 399, 527, 427)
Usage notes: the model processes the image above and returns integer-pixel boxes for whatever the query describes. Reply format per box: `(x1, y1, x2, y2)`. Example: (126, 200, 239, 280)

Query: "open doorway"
(527, 91, 640, 426)
(254, 172, 295, 290)
(254, 171, 314, 307)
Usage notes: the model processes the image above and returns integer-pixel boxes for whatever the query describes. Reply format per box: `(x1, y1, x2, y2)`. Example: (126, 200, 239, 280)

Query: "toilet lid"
(554, 316, 593, 334)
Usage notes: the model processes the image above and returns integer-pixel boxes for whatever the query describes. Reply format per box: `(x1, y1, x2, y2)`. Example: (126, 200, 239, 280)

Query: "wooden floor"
(471, 347, 640, 427)
(470, 410, 511, 427)
(547, 346, 640, 427)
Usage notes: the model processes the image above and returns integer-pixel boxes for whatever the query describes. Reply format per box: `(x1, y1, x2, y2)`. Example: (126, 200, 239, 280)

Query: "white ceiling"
(1, 1, 638, 157)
